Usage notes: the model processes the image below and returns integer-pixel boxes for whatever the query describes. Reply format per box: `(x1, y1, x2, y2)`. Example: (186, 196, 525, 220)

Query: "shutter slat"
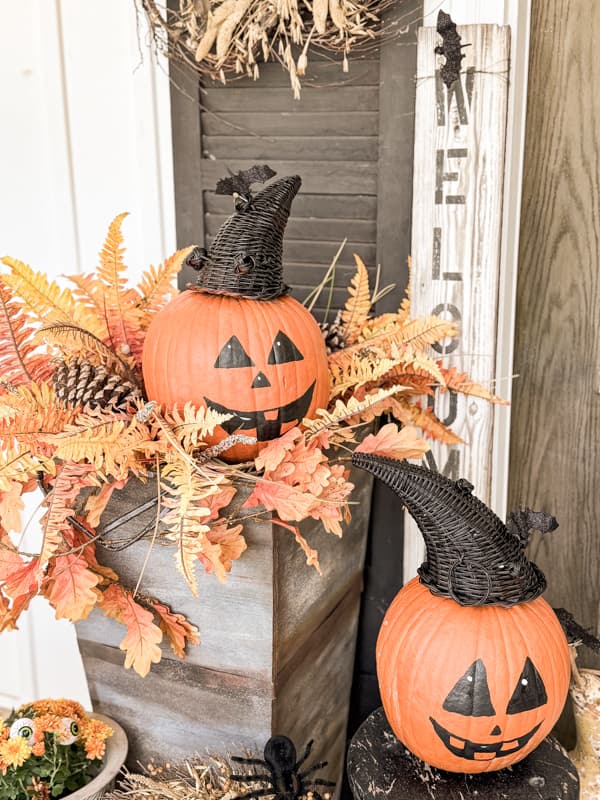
(205, 214, 376, 243)
(201, 112, 379, 137)
(203, 60, 379, 89)
(204, 193, 377, 219)
(203, 86, 378, 112)
(202, 136, 378, 162)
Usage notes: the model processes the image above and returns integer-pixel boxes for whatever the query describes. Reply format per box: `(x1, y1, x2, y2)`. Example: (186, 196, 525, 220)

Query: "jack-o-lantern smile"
(205, 381, 315, 441)
(429, 718, 543, 761)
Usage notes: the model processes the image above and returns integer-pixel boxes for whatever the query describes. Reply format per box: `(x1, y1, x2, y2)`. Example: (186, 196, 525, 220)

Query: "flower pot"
(64, 714, 127, 800)
(75, 465, 373, 784)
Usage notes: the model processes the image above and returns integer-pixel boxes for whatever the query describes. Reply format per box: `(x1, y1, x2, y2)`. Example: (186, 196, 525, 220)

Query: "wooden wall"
(509, 0, 600, 667)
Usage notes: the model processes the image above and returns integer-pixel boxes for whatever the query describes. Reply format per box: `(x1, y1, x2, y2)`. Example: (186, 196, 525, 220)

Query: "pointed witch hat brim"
(186, 174, 301, 301)
(351, 453, 547, 607)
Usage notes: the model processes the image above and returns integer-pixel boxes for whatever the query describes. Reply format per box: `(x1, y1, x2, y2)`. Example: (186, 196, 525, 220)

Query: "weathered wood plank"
(201, 112, 379, 137)
(201, 160, 377, 195)
(205, 213, 375, 242)
(80, 640, 274, 766)
(405, 22, 511, 581)
(274, 580, 363, 788)
(202, 135, 378, 162)
(508, 0, 600, 669)
(203, 192, 378, 219)
(203, 86, 379, 113)
(202, 59, 380, 89)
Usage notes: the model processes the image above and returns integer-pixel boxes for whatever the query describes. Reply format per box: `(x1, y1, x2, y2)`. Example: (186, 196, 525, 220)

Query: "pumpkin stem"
(351, 453, 549, 607)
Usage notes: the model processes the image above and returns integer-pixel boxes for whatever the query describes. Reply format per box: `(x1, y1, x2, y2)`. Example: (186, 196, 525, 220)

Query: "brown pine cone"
(319, 309, 347, 355)
(53, 357, 140, 411)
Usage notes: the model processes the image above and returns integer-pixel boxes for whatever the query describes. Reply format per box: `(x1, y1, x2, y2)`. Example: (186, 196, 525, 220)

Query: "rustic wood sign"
(405, 20, 511, 581)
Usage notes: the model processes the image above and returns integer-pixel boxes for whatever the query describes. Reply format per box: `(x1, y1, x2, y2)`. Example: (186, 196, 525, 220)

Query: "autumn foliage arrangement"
(0, 214, 503, 677)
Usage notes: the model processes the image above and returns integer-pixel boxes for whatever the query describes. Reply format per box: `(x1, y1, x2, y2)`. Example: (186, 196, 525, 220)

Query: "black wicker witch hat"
(185, 165, 301, 301)
(351, 454, 555, 608)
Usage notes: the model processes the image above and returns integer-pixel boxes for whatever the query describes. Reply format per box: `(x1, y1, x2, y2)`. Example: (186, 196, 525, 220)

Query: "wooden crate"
(76, 466, 373, 783)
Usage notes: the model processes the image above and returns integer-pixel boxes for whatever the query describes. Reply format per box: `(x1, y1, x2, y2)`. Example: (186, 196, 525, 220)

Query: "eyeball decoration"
(0, 699, 112, 797)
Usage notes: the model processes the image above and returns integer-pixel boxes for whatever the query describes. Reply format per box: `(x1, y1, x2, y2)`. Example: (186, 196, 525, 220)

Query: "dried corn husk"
(569, 657, 600, 800)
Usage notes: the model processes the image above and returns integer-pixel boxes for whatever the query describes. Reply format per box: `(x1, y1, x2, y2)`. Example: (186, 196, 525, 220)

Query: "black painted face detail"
(205, 381, 315, 442)
(267, 331, 304, 365)
(214, 336, 255, 369)
(443, 659, 496, 717)
(430, 717, 543, 761)
(507, 658, 547, 714)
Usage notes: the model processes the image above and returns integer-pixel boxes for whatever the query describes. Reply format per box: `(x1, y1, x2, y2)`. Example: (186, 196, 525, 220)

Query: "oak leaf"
(151, 601, 199, 659)
(43, 554, 101, 621)
(355, 423, 430, 460)
(99, 584, 163, 677)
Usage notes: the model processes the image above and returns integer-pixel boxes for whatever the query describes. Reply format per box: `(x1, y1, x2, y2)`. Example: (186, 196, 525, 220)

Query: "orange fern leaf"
(136, 247, 192, 323)
(0, 257, 105, 338)
(341, 254, 372, 345)
(439, 365, 509, 405)
(356, 422, 430, 460)
(0, 278, 53, 384)
(95, 214, 145, 368)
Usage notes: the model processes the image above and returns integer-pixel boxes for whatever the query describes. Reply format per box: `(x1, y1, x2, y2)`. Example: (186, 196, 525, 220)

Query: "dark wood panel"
(203, 59, 380, 88)
(202, 135, 378, 162)
(203, 86, 379, 112)
(508, 0, 600, 668)
(201, 159, 377, 195)
(204, 192, 378, 219)
(205, 213, 376, 242)
(201, 111, 379, 137)
(285, 262, 374, 286)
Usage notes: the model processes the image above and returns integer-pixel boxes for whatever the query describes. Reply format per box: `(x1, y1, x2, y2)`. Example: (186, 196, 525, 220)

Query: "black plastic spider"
(230, 735, 336, 800)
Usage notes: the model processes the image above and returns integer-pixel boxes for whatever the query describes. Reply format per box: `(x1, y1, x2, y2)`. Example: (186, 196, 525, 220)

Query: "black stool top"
(347, 708, 579, 800)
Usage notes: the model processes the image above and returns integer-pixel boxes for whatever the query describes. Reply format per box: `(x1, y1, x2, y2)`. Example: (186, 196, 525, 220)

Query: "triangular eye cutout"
(443, 659, 496, 717)
(214, 336, 255, 369)
(267, 331, 304, 365)
(507, 658, 547, 714)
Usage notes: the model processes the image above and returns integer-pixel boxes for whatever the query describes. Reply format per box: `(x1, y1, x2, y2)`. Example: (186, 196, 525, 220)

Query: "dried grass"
(137, 0, 399, 98)
(107, 755, 255, 800)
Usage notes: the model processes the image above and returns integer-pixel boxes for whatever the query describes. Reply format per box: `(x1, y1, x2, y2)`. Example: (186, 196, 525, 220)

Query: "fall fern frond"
(304, 385, 409, 439)
(1, 257, 106, 338)
(95, 214, 145, 366)
(0, 278, 53, 384)
(160, 457, 223, 595)
(328, 350, 397, 398)
(397, 255, 411, 323)
(440, 366, 509, 405)
(340, 254, 372, 345)
(0, 447, 55, 492)
(162, 403, 233, 452)
(396, 315, 458, 351)
(38, 323, 136, 380)
(136, 247, 192, 321)
(387, 397, 463, 444)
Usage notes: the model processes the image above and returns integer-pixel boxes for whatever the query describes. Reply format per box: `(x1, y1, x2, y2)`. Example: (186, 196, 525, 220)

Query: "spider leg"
(230, 774, 273, 784)
(298, 761, 328, 780)
(232, 756, 269, 767)
(294, 739, 314, 770)
(233, 789, 275, 800)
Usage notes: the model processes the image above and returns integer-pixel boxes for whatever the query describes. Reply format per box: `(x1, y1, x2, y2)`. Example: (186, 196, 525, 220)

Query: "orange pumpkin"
(352, 454, 571, 774)
(142, 291, 329, 463)
(377, 577, 570, 773)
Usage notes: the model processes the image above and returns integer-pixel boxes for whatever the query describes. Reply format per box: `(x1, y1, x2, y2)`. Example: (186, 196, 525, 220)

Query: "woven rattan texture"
(188, 174, 301, 300)
(351, 453, 547, 607)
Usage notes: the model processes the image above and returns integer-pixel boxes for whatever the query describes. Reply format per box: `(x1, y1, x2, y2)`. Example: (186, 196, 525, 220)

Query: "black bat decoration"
(434, 10, 469, 88)
(216, 164, 277, 211)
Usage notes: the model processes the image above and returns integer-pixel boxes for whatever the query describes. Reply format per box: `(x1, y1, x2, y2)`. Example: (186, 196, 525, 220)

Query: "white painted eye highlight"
(10, 718, 34, 741)
(60, 717, 80, 745)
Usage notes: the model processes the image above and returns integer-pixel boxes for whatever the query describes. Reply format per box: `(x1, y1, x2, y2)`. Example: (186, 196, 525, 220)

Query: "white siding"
(0, 0, 175, 708)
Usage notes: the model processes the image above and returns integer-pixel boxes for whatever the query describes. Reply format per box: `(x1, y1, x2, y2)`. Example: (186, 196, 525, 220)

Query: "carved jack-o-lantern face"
(377, 578, 571, 773)
(142, 292, 330, 462)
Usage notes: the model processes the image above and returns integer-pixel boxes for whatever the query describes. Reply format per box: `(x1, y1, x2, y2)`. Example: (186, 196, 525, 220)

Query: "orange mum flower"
(0, 736, 32, 768)
(84, 738, 105, 761)
(0, 727, 8, 741)
(31, 742, 45, 757)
